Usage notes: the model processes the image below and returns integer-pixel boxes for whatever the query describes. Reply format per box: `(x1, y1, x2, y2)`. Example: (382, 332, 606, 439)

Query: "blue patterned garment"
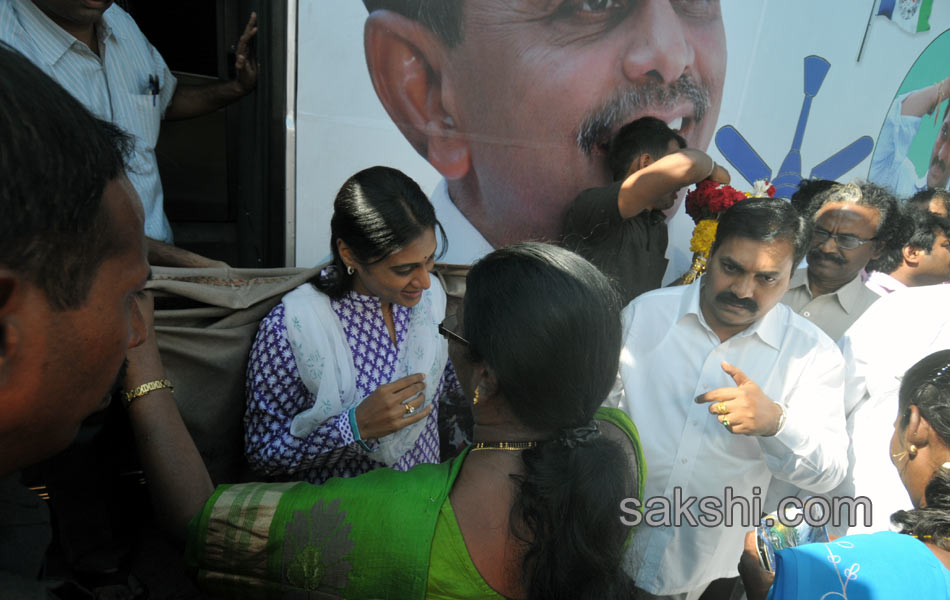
(767, 531, 950, 598)
(245, 289, 459, 484)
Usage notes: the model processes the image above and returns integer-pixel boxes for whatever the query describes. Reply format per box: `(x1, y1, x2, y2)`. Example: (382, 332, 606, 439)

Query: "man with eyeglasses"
(781, 182, 902, 342)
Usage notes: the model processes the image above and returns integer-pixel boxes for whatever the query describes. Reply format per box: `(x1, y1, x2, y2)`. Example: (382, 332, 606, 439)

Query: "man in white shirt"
(835, 285, 950, 534)
(866, 208, 950, 296)
(0, 0, 258, 266)
(618, 198, 847, 600)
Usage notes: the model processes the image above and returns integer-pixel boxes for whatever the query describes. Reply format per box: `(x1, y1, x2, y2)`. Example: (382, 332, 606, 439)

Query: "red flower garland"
(684, 180, 748, 223)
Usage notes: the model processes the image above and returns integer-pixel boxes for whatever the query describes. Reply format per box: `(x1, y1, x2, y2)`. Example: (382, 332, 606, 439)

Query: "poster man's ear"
(364, 11, 471, 180)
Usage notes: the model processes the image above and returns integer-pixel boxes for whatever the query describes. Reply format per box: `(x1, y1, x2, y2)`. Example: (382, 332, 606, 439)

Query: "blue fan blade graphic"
(777, 56, 831, 187)
(809, 137, 874, 181)
(715, 125, 772, 186)
(803, 55, 831, 97)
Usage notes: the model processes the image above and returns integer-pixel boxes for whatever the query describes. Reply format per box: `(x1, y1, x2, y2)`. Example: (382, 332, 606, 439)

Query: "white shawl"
(281, 278, 448, 465)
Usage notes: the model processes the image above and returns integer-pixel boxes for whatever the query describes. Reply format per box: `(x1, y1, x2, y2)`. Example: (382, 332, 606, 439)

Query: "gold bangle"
(123, 379, 173, 407)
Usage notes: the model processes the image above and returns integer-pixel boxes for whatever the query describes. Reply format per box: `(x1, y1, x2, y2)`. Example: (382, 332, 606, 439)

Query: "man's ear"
(902, 245, 922, 267)
(364, 11, 470, 180)
(0, 271, 22, 383)
(636, 153, 654, 172)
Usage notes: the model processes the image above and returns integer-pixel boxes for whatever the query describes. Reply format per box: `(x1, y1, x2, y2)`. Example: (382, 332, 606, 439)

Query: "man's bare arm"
(617, 149, 730, 220)
(900, 75, 950, 120)
(125, 293, 214, 542)
(147, 238, 228, 269)
(163, 13, 258, 121)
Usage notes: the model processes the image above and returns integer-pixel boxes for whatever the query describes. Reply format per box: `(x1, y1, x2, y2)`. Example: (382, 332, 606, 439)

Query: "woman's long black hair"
(317, 166, 445, 298)
(891, 349, 950, 550)
(463, 242, 637, 599)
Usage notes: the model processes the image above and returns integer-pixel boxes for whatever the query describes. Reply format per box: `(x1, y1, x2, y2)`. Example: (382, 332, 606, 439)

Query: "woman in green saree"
(185, 242, 646, 599)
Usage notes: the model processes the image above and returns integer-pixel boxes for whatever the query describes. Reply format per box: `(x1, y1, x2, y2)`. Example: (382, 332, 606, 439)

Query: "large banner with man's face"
(294, 0, 950, 280)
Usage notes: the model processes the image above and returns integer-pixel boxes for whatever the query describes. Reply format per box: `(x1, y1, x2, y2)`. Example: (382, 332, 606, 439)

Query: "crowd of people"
(3, 3, 950, 600)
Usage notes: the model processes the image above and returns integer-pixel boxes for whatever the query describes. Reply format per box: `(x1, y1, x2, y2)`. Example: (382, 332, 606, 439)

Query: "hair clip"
(933, 364, 950, 382)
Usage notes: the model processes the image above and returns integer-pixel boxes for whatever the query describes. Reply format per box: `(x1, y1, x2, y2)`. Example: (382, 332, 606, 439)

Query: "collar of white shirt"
(864, 270, 907, 297)
(13, 0, 116, 66)
(430, 179, 494, 265)
(789, 267, 868, 314)
(676, 278, 784, 350)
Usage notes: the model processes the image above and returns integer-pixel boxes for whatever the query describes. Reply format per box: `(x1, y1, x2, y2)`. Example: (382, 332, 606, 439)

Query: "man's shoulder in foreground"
(623, 282, 689, 312)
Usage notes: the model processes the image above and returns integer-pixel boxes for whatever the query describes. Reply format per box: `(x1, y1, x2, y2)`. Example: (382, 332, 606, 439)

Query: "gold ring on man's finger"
(717, 402, 728, 415)
(405, 403, 415, 415)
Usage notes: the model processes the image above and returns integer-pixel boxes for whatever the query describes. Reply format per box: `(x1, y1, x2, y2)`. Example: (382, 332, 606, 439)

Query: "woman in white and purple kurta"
(244, 167, 463, 484)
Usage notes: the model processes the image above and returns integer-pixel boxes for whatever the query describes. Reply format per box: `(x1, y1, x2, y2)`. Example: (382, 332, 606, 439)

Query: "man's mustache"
(715, 291, 758, 313)
(808, 248, 847, 265)
(576, 73, 710, 155)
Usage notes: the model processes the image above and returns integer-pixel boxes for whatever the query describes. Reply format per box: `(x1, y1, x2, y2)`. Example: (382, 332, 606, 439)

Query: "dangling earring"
(346, 265, 355, 275)
(473, 387, 479, 406)
(909, 444, 918, 459)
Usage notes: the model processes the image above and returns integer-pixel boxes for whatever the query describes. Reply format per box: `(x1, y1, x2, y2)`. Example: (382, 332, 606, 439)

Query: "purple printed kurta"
(245, 288, 457, 484)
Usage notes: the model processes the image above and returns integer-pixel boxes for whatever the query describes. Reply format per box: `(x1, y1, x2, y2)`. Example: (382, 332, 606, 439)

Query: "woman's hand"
(354, 373, 430, 439)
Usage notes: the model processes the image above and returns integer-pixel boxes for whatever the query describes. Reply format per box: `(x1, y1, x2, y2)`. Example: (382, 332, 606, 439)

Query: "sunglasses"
(812, 227, 877, 251)
(438, 312, 469, 346)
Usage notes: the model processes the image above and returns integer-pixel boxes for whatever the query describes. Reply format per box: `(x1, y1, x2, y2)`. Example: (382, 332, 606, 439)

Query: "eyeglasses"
(812, 227, 877, 250)
(438, 312, 469, 346)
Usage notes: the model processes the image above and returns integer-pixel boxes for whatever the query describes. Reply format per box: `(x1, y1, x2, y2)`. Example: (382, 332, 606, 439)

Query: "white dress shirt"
(835, 285, 950, 535)
(618, 281, 847, 596)
(0, 0, 177, 242)
(865, 270, 907, 297)
(430, 180, 494, 265)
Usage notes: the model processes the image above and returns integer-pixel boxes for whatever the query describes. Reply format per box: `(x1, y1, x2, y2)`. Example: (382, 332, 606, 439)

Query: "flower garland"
(676, 179, 776, 284)
(689, 219, 719, 254)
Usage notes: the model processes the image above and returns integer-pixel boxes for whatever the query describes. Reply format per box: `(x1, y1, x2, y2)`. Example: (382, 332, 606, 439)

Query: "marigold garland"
(689, 219, 719, 254)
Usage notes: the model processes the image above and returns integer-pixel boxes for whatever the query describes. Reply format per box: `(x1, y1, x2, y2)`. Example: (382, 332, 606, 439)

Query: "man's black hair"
(363, 1, 464, 46)
(0, 44, 132, 310)
(790, 178, 838, 216)
(710, 198, 811, 273)
(606, 117, 687, 182)
(869, 207, 950, 274)
(908, 188, 950, 216)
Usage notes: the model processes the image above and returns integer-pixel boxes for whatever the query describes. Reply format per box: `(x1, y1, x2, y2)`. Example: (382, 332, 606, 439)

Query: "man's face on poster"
(927, 108, 950, 189)
(439, 0, 726, 244)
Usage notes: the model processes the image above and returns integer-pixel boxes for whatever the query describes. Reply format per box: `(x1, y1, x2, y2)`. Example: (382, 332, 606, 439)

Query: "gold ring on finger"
(722, 416, 730, 428)
(717, 402, 728, 415)
(405, 403, 414, 415)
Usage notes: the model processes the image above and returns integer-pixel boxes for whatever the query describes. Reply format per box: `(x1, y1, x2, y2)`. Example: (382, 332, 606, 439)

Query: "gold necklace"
(470, 441, 539, 452)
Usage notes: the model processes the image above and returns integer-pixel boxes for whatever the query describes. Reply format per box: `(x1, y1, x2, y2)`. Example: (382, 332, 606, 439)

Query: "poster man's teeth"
(667, 117, 684, 131)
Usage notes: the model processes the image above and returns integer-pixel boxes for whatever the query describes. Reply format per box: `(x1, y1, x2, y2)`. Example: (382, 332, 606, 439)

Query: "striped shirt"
(0, 0, 177, 242)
